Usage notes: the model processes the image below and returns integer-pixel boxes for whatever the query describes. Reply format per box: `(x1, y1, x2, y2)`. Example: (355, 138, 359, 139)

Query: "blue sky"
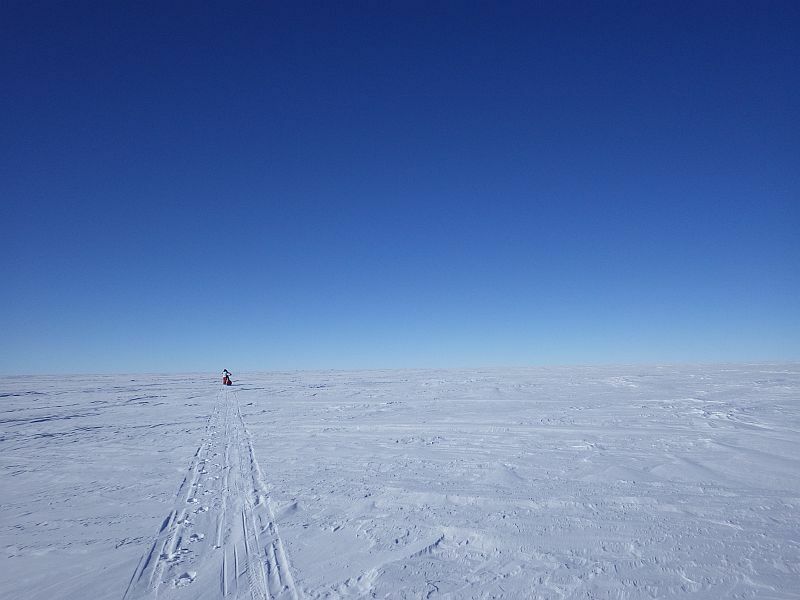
(2, 1, 798, 373)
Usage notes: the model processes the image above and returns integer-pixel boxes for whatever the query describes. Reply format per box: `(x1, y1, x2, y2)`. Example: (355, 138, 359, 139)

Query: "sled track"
(124, 388, 299, 600)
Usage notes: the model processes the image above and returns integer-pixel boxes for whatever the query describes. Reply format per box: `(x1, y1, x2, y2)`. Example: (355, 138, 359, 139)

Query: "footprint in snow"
(189, 533, 205, 542)
(194, 506, 210, 514)
(175, 571, 196, 587)
(162, 552, 186, 564)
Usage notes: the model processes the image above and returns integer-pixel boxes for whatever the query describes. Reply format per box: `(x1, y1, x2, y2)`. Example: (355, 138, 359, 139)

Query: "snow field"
(1, 365, 799, 598)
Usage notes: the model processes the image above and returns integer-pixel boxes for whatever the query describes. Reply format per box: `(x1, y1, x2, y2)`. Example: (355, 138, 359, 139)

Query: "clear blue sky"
(2, 1, 798, 374)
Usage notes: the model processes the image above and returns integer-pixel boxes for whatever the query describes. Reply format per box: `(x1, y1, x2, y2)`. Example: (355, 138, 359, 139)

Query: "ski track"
(124, 388, 299, 600)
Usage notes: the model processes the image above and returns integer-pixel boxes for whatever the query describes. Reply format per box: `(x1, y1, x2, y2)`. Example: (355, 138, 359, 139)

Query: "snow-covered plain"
(1, 365, 799, 599)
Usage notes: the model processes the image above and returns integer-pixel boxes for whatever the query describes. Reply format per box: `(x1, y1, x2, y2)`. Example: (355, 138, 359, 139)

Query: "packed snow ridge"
(1, 364, 799, 599)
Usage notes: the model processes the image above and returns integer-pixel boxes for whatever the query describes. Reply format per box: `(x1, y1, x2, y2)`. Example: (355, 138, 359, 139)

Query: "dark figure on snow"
(222, 369, 232, 386)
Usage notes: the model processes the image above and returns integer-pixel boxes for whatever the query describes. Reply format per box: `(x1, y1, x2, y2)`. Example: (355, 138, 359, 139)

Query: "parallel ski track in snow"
(123, 387, 299, 600)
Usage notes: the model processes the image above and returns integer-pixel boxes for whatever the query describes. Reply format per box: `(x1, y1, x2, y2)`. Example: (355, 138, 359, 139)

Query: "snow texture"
(1, 365, 799, 599)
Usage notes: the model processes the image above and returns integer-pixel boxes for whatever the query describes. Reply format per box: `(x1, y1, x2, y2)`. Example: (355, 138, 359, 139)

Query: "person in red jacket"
(222, 369, 232, 385)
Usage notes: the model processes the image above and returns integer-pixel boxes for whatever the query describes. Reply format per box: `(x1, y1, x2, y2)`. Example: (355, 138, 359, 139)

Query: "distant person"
(222, 369, 232, 386)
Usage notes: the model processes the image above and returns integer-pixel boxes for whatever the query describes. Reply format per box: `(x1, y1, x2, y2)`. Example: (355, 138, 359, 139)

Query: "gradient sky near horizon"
(2, 1, 798, 374)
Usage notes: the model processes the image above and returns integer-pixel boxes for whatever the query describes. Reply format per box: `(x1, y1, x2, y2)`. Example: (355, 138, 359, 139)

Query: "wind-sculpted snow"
(1, 365, 799, 598)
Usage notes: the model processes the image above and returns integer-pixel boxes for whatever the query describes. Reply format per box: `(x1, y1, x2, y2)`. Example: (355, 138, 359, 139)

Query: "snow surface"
(1, 365, 799, 599)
